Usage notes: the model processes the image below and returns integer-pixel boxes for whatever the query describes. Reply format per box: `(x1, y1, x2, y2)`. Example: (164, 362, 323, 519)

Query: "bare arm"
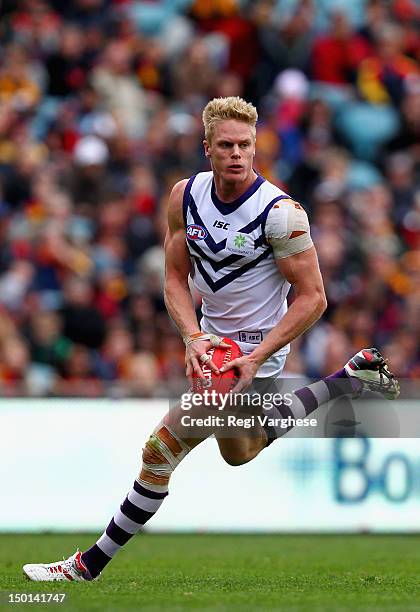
(164, 179, 200, 339)
(249, 246, 326, 366)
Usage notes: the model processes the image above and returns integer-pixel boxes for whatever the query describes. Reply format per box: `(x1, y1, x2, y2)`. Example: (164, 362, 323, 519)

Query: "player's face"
(204, 120, 256, 185)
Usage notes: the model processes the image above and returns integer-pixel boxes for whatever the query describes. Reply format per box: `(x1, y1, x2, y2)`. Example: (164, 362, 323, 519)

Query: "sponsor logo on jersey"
(213, 220, 230, 230)
(234, 234, 247, 248)
(186, 224, 208, 240)
(239, 331, 263, 344)
(226, 231, 254, 256)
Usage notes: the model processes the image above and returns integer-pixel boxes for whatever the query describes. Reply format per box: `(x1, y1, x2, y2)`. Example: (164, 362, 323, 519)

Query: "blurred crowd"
(0, 0, 418, 396)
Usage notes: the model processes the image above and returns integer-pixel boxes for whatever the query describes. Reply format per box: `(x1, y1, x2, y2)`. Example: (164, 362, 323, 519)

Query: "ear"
(203, 139, 211, 158)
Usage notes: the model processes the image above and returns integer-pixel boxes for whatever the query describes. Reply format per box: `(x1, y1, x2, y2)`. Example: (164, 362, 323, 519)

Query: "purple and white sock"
(81, 480, 168, 578)
(264, 368, 361, 444)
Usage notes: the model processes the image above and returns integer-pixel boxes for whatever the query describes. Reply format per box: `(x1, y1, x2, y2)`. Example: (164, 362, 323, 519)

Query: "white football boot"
(23, 550, 95, 582)
(344, 348, 400, 399)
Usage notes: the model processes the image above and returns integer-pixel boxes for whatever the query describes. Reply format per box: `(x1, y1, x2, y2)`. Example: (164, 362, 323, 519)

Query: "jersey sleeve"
(265, 198, 313, 259)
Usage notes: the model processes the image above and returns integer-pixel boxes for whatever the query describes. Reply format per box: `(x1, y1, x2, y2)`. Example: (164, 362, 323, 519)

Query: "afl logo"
(186, 224, 208, 240)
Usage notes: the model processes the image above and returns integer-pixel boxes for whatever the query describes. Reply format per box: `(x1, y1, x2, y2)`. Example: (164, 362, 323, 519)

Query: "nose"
(231, 145, 241, 158)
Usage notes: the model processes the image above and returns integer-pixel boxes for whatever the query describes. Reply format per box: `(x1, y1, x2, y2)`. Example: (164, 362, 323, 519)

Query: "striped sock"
(264, 368, 361, 444)
(81, 480, 168, 578)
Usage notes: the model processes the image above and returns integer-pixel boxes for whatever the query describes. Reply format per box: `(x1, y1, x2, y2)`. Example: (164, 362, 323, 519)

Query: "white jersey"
(184, 171, 293, 376)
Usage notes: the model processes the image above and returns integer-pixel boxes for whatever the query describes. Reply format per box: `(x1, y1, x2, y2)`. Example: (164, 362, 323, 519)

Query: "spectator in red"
(311, 11, 371, 85)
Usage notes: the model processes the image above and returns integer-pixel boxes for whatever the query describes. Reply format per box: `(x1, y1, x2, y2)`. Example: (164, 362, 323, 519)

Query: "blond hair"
(202, 96, 258, 142)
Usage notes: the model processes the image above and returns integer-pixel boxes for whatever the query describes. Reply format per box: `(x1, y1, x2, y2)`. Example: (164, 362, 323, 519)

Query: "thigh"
(162, 398, 218, 450)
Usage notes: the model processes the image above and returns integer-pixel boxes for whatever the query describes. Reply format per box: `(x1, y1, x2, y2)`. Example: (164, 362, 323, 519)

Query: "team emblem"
(186, 224, 208, 240)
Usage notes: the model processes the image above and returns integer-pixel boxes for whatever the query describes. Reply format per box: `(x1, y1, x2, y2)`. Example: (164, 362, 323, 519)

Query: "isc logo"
(213, 220, 230, 230)
(186, 224, 208, 240)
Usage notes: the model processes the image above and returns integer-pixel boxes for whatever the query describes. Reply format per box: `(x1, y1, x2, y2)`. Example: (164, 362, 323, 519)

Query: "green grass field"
(1, 534, 419, 611)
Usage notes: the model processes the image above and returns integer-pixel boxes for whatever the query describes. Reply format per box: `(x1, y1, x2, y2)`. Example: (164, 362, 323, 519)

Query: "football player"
(23, 97, 399, 581)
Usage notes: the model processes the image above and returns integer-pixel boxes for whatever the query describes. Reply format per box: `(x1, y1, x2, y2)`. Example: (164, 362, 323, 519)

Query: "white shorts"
(255, 353, 287, 378)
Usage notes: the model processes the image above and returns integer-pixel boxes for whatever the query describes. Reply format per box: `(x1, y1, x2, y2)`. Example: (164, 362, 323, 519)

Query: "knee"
(141, 439, 170, 485)
(140, 426, 189, 486)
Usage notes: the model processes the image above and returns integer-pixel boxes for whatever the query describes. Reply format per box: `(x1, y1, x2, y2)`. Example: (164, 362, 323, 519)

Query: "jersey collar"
(211, 173, 265, 215)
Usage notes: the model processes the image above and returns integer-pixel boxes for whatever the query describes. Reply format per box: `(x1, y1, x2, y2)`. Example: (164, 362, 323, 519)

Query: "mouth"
(227, 164, 243, 170)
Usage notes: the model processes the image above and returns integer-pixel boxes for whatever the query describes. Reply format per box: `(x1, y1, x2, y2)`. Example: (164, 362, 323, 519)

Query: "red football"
(193, 337, 243, 394)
